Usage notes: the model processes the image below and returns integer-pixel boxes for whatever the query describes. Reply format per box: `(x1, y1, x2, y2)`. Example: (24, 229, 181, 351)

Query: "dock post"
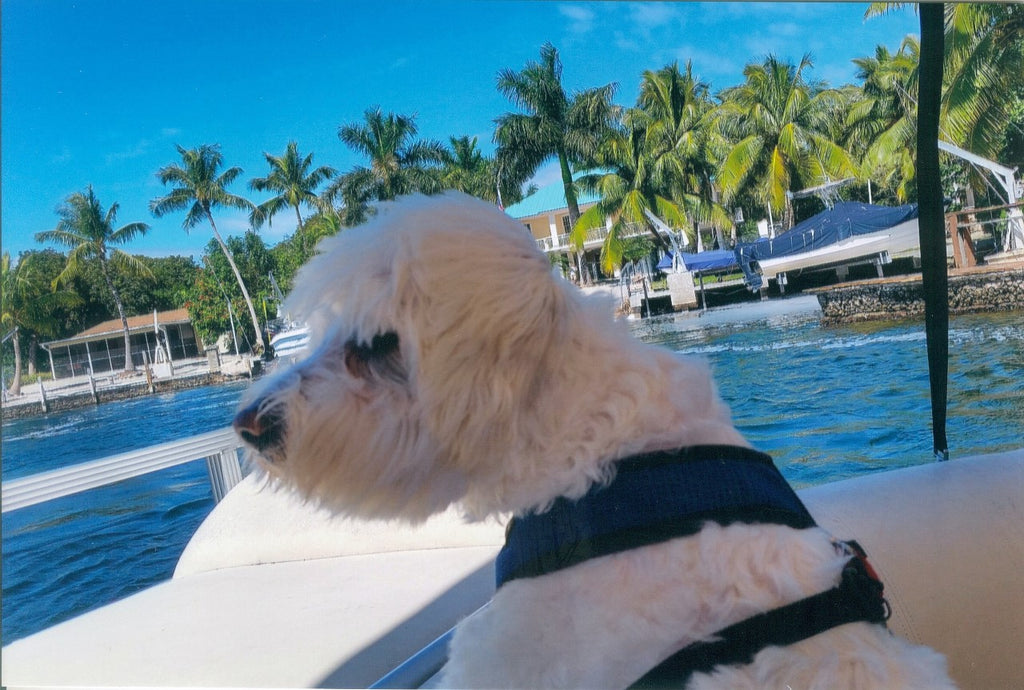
(205, 448, 244, 502)
(88, 375, 99, 404)
(37, 379, 48, 413)
(142, 351, 155, 394)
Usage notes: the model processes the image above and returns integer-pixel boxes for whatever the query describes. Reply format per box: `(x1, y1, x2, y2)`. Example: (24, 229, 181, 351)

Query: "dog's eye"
(343, 332, 405, 383)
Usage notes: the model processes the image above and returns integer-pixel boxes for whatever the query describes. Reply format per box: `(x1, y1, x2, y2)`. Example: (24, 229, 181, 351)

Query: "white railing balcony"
(536, 222, 661, 253)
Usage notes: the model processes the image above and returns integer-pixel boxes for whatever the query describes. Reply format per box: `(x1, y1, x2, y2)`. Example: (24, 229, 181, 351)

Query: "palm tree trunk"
(557, 150, 580, 224)
(294, 205, 305, 234)
(10, 328, 22, 396)
(99, 256, 136, 373)
(205, 211, 267, 353)
(27, 335, 38, 376)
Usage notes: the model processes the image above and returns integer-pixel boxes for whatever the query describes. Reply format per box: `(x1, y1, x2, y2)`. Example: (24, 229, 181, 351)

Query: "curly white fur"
(236, 192, 954, 688)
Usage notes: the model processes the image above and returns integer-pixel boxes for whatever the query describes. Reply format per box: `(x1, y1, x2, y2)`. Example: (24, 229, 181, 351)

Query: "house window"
(561, 215, 572, 233)
(524, 223, 532, 233)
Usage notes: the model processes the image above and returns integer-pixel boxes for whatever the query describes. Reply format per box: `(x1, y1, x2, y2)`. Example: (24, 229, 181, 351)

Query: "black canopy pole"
(917, 3, 949, 460)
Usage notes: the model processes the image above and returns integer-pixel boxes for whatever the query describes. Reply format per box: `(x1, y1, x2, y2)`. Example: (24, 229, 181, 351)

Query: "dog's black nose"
(233, 401, 285, 455)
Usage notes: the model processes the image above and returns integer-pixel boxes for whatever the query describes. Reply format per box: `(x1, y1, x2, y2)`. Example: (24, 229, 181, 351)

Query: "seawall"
(1, 357, 256, 422)
(814, 265, 1024, 324)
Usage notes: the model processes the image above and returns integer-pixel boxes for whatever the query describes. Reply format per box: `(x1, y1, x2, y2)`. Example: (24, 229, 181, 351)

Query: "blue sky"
(1, 1, 918, 260)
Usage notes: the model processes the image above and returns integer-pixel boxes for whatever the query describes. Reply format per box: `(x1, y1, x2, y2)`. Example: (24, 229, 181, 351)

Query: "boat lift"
(938, 139, 1024, 253)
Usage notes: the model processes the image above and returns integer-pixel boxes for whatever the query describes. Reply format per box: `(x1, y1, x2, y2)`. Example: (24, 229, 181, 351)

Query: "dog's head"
(234, 192, 574, 521)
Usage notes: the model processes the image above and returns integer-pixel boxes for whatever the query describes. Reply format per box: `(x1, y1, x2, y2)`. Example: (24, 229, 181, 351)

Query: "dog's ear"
(400, 209, 573, 471)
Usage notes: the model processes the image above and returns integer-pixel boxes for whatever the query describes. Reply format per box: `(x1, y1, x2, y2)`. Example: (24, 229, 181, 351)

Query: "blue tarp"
(657, 249, 737, 272)
(733, 201, 919, 290)
(737, 201, 918, 262)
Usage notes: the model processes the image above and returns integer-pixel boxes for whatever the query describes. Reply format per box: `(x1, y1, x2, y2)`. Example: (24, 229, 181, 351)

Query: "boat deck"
(3, 450, 1022, 689)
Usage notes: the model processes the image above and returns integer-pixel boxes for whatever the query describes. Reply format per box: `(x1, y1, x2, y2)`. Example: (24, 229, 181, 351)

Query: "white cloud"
(529, 161, 564, 191)
(627, 3, 683, 31)
(558, 4, 595, 35)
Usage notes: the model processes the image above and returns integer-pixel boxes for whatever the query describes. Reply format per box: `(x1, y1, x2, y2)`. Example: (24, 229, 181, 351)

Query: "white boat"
(735, 201, 922, 291)
(2, 449, 1021, 688)
(269, 323, 310, 360)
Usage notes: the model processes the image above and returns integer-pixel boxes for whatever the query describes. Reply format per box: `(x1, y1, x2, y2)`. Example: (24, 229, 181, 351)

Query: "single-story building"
(42, 309, 202, 379)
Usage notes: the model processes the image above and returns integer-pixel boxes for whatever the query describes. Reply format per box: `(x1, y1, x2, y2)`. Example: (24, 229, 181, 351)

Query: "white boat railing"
(1, 427, 245, 513)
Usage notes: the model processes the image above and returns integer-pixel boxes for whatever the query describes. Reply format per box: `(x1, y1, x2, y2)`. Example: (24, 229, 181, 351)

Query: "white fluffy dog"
(234, 192, 953, 689)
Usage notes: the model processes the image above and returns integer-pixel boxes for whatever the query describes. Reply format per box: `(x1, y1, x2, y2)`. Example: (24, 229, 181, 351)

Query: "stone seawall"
(814, 266, 1024, 324)
(1, 356, 258, 421)
(0, 373, 244, 421)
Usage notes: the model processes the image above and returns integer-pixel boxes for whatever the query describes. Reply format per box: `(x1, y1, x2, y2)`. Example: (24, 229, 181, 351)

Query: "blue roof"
(504, 174, 602, 219)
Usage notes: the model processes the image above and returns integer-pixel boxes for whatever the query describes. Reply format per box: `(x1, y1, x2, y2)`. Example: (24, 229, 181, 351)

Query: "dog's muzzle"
(233, 401, 286, 458)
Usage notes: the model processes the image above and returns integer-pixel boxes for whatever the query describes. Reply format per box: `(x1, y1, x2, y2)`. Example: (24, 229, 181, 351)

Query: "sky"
(1, 1, 920, 261)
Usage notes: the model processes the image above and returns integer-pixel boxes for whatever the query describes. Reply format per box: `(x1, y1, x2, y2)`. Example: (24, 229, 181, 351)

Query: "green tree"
(716, 54, 856, 228)
(440, 135, 498, 201)
(269, 210, 344, 293)
(571, 118, 690, 274)
(36, 187, 151, 372)
(636, 61, 732, 241)
(861, 3, 1024, 201)
(846, 38, 920, 202)
(2, 253, 82, 394)
(109, 255, 200, 317)
(150, 144, 265, 353)
(494, 42, 618, 226)
(327, 108, 446, 219)
(186, 234, 273, 350)
(250, 141, 335, 233)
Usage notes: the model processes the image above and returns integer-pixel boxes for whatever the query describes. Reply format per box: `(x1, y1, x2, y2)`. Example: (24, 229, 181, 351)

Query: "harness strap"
(496, 446, 816, 588)
(630, 544, 890, 688)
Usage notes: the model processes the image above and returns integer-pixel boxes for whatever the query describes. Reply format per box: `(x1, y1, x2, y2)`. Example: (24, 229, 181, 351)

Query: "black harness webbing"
(631, 542, 889, 687)
(493, 446, 890, 686)
(496, 446, 816, 587)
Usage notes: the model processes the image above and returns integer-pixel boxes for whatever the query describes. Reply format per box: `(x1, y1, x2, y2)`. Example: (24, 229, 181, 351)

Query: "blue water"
(2, 382, 249, 644)
(2, 303, 1022, 644)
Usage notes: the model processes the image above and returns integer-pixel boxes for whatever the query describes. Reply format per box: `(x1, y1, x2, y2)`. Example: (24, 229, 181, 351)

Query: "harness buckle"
(838, 540, 891, 623)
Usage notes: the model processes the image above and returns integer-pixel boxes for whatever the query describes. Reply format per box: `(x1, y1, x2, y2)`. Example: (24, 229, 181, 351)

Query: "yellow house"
(503, 177, 679, 282)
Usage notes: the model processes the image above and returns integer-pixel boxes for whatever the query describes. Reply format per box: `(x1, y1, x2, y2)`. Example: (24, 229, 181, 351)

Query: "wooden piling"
(37, 379, 48, 413)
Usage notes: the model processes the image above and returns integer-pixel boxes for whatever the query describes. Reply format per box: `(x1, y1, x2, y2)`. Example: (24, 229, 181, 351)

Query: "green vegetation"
(6, 6, 1022, 392)
(150, 144, 266, 353)
(36, 187, 152, 373)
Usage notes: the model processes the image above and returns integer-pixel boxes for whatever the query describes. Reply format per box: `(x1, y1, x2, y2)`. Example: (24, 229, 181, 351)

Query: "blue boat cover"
(737, 201, 918, 262)
(657, 249, 737, 272)
(731, 201, 918, 290)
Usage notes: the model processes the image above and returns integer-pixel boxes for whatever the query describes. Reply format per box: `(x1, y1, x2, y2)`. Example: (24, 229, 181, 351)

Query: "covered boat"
(735, 201, 920, 291)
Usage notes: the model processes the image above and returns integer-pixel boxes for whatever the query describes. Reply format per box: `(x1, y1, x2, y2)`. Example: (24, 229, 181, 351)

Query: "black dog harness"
(494, 445, 890, 687)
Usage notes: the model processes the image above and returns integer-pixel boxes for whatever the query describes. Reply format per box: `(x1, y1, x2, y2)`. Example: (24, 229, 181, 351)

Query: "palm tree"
(250, 141, 335, 233)
(327, 108, 446, 217)
(866, 3, 1024, 162)
(2, 253, 34, 395)
(150, 144, 265, 353)
(440, 135, 498, 201)
(2, 252, 82, 394)
(846, 39, 920, 202)
(636, 61, 730, 242)
(572, 117, 720, 274)
(494, 42, 618, 226)
(716, 54, 856, 228)
(861, 3, 1024, 202)
(35, 187, 151, 372)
